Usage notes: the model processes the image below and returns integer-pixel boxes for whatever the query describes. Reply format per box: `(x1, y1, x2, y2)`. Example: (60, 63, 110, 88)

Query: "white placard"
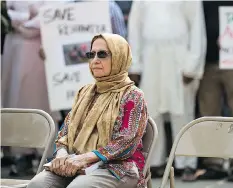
(39, 2, 112, 111)
(219, 7, 233, 69)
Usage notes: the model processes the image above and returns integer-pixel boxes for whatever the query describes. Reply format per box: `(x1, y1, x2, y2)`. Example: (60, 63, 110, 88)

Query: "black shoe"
(151, 165, 166, 178)
(174, 168, 184, 177)
(181, 167, 197, 182)
(227, 171, 233, 182)
(228, 175, 233, 182)
(228, 176, 233, 182)
(196, 168, 228, 180)
(9, 164, 20, 177)
(1, 156, 14, 167)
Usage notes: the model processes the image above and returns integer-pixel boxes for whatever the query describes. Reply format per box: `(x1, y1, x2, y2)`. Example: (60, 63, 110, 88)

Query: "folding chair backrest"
(160, 116, 233, 188)
(1, 108, 56, 174)
(175, 117, 233, 158)
(142, 117, 158, 176)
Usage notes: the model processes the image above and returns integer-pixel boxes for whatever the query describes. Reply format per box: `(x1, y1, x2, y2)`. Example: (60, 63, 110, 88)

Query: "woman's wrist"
(83, 152, 99, 164)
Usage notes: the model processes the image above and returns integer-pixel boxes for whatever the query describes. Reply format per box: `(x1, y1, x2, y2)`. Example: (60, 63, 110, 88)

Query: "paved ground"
(152, 178, 232, 188)
(1, 166, 232, 188)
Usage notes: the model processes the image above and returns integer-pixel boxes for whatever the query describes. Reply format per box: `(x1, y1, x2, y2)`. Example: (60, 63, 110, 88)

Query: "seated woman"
(27, 33, 148, 188)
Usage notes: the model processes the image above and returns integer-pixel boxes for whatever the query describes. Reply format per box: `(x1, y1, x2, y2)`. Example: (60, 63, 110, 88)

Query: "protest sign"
(219, 7, 233, 69)
(39, 1, 112, 111)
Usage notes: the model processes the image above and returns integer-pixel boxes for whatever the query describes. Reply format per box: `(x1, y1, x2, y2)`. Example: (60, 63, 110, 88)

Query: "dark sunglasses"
(86, 50, 111, 59)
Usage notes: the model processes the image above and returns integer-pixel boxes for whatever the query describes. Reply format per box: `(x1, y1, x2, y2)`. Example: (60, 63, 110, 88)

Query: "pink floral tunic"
(55, 86, 148, 188)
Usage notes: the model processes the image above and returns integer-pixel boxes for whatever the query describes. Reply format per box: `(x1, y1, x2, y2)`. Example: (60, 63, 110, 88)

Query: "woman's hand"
(183, 74, 194, 85)
(39, 46, 46, 60)
(62, 154, 88, 177)
(50, 151, 99, 177)
(63, 152, 99, 177)
(50, 149, 69, 176)
(51, 156, 68, 176)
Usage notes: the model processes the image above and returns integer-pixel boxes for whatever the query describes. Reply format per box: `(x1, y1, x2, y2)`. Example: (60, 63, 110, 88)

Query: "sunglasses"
(86, 50, 111, 59)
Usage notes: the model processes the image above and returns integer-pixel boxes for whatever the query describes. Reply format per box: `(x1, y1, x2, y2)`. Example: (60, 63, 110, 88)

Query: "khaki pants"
(198, 64, 233, 168)
(27, 168, 139, 188)
(199, 64, 233, 116)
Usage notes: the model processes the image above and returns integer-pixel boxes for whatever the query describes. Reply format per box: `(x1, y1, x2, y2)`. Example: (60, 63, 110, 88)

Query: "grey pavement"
(1, 166, 232, 188)
(152, 178, 232, 188)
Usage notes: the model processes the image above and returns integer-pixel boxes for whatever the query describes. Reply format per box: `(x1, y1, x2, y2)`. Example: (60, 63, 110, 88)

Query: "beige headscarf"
(58, 33, 134, 154)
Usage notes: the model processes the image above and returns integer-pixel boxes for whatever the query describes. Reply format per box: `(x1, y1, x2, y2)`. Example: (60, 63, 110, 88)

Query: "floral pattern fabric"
(55, 87, 148, 188)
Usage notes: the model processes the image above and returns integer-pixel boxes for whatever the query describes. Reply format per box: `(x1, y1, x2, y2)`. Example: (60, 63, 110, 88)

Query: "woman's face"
(89, 38, 112, 78)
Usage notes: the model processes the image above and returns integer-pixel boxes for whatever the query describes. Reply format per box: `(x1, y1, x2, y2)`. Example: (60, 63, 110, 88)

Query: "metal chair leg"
(145, 169, 152, 188)
(170, 166, 175, 188)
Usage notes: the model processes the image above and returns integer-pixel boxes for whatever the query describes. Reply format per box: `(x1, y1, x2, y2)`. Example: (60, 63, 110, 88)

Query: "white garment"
(151, 80, 199, 168)
(6, 1, 45, 29)
(6, 1, 67, 29)
(128, 1, 206, 118)
(128, 1, 207, 168)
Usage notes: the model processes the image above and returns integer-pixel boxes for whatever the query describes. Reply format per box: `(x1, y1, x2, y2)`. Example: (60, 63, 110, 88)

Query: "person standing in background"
(115, 1, 133, 29)
(128, 1, 206, 181)
(109, 0, 127, 38)
(197, 0, 233, 181)
(1, 0, 61, 176)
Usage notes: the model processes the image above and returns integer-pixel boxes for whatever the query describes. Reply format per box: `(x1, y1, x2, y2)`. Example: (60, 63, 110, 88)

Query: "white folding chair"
(160, 116, 233, 188)
(142, 117, 158, 188)
(1, 108, 56, 188)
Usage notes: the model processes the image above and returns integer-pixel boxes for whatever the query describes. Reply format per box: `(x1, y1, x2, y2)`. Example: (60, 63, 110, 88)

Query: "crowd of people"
(1, 0, 233, 184)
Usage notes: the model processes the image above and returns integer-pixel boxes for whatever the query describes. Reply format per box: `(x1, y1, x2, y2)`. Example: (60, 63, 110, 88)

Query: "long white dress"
(128, 1, 206, 168)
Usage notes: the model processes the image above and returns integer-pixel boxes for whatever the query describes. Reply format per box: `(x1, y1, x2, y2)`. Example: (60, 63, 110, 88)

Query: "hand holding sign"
(39, 46, 46, 60)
